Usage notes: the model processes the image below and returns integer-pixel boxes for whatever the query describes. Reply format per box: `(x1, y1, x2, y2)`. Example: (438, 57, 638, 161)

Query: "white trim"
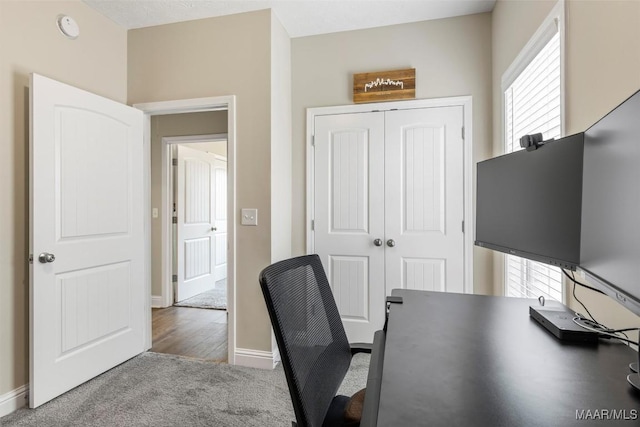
(151, 295, 164, 308)
(160, 138, 174, 309)
(134, 96, 237, 365)
(160, 133, 229, 309)
(306, 96, 474, 294)
(0, 384, 28, 418)
(501, 0, 566, 148)
(234, 348, 280, 370)
(462, 99, 474, 294)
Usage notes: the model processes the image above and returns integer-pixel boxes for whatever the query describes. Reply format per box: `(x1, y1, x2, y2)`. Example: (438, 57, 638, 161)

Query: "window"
(502, 4, 564, 302)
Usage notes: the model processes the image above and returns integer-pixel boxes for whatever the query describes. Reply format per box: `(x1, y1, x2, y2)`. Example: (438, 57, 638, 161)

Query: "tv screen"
(580, 90, 640, 316)
(475, 133, 584, 269)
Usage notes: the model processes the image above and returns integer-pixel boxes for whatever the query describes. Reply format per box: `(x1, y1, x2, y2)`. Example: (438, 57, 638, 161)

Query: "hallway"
(151, 306, 227, 362)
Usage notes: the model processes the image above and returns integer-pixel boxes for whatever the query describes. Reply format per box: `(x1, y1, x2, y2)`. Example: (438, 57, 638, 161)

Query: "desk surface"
(376, 290, 640, 426)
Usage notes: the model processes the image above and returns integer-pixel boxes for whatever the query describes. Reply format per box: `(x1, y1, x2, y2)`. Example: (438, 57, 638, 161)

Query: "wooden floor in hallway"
(151, 306, 228, 362)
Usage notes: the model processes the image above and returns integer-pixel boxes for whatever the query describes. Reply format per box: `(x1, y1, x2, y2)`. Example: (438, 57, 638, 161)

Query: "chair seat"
(322, 388, 366, 427)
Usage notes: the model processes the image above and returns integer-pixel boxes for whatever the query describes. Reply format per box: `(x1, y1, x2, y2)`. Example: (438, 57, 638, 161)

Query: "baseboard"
(0, 384, 28, 418)
(151, 295, 165, 308)
(235, 348, 279, 370)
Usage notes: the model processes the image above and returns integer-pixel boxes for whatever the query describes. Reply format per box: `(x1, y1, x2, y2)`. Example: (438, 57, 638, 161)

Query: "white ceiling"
(83, 0, 496, 38)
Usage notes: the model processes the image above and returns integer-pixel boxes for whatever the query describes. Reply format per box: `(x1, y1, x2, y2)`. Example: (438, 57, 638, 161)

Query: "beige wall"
(0, 0, 127, 398)
(129, 9, 277, 352)
(564, 0, 640, 134)
(492, 0, 640, 329)
(150, 111, 228, 297)
(180, 141, 228, 157)
(291, 14, 495, 295)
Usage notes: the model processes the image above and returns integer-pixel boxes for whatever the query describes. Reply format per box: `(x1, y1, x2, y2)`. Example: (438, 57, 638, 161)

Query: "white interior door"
(385, 107, 465, 294)
(313, 112, 386, 343)
(29, 74, 145, 408)
(176, 146, 217, 302)
(213, 158, 228, 286)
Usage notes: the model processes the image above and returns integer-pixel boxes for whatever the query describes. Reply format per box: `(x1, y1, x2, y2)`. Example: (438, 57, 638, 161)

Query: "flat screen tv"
(580, 89, 640, 318)
(475, 133, 584, 270)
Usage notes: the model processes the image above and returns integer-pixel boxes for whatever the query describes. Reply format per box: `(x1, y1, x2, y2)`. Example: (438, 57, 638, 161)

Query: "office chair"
(259, 254, 372, 427)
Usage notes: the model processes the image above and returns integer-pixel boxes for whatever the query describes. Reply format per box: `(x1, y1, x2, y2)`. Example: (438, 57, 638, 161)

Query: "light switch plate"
(241, 208, 258, 226)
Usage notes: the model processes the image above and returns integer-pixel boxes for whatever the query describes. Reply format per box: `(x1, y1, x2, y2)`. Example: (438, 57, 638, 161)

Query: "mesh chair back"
(259, 255, 352, 427)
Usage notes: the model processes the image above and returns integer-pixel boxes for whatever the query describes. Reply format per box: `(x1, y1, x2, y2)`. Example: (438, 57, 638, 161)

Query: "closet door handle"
(386, 239, 396, 248)
(373, 238, 383, 247)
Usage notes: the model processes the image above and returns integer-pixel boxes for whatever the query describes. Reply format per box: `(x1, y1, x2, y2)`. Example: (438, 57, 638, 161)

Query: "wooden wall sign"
(353, 68, 415, 103)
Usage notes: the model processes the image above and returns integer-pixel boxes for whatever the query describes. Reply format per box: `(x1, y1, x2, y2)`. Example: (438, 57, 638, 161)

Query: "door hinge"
(311, 219, 315, 231)
(28, 254, 33, 264)
(172, 158, 178, 166)
(172, 274, 178, 282)
(172, 216, 177, 224)
(462, 221, 465, 233)
(462, 127, 465, 140)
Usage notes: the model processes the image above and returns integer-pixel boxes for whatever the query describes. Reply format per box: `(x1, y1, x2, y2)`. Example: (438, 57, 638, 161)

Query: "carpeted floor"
(1, 351, 369, 427)
(174, 287, 227, 310)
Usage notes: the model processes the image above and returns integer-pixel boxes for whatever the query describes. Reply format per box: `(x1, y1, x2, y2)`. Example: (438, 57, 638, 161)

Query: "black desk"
(364, 290, 640, 426)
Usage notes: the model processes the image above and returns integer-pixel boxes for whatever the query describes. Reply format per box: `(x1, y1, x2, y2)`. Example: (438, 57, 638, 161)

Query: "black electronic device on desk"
(529, 300, 599, 343)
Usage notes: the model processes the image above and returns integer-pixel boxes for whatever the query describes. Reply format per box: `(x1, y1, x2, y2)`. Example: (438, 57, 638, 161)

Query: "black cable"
(561, 269, 605, 294)
(572, 315, 635, 344)
(609, 327, 640, 333)
(572, 279, 598, 324)
(561, 269, 636, 345)
(602, 336, 636, 346)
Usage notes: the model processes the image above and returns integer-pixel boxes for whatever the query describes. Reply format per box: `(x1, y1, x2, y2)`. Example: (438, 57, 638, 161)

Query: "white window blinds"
(504, 30, 564, 302)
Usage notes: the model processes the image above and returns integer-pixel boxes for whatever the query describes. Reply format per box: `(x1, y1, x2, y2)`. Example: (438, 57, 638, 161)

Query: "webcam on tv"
(519, 133, 545, 151)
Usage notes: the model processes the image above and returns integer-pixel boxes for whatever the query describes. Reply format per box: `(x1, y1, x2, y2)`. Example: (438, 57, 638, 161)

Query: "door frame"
(306, 96, 474, 294)
(134, 96, 237, 364)
(160, 133, 228, 308)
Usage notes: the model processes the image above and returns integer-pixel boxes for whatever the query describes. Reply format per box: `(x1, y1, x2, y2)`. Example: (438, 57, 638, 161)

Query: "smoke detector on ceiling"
(56, 15, 79, 39)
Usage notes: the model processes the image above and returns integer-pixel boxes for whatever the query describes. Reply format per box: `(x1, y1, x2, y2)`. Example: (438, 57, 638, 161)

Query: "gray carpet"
(174, 287, 227, 310)
(1, 351, 369, 427)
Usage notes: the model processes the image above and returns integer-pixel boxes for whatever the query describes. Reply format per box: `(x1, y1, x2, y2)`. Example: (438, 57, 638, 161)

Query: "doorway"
(150, 133, 229, 361)
(166, 135, 228, 306)
(135, 96, 237, 365)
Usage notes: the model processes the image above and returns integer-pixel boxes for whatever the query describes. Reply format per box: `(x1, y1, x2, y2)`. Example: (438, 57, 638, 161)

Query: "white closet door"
(384, 107, 465, 294)
(30, 73, 145, 408)
(314, 112, 386, 343)
(312, 106, 466, 343)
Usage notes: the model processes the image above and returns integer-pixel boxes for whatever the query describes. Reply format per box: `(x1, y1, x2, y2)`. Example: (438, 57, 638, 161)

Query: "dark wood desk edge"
(360, 329, 386, 427)
(376, 289, 640, 426)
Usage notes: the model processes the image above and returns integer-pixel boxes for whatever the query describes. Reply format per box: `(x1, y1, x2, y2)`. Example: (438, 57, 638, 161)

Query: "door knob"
(38, 252, 56, 263)
(373, 238, 383, 247)
(211, 227, 217, 231)
(386, 239, 396, 248)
